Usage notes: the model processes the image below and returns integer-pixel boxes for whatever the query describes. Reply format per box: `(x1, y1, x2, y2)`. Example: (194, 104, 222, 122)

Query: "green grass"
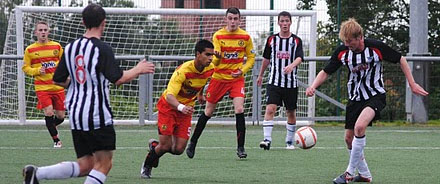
(1, 124, 440, 183)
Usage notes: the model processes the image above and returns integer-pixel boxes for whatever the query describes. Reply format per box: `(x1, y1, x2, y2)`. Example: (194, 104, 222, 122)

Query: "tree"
(0, 0, 23, 53)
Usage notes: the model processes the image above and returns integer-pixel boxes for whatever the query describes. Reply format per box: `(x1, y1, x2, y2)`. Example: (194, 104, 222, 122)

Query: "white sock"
(348, 148, 371, 178)
(263, 120, 274, 142)
(358, 150, 372, 178)
(285, 124, 296, 143)
(36, 161, 80, 180)
(346, 136, 366, 175)
(84, 169, 106, 184)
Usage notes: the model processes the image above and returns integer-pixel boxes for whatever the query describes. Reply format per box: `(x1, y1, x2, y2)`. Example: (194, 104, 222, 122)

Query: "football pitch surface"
(1, 124, 439, 183)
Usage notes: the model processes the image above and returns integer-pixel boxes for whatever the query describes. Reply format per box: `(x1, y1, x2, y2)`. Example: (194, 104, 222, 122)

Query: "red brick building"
(161, 0, 247, 40)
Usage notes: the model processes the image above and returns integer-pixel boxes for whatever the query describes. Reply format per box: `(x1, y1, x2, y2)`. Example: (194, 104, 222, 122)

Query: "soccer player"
(22, 4, 155, 184)
(22, 21, 65, 148)
(186, 7, 256, 159)
(305, 18, 428, 184)
(257, 11, 304, 150)
(140, 39, 215, 179)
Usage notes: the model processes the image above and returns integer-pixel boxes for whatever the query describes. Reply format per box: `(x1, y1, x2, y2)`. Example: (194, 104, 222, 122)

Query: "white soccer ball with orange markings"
(294, 126, 317, 149)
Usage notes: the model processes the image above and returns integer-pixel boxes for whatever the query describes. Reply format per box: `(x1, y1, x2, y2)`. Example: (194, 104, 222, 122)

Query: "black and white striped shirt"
(54, 37, 123, 131)
(263, 33, 304, 88)
(324, 38, 401, 101)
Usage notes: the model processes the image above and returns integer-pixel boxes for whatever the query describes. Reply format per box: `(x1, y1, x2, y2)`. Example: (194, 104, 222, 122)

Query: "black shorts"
(265, 84, 298, 110)
(345, 93, 386, 129)
(71, 125, 116, 158)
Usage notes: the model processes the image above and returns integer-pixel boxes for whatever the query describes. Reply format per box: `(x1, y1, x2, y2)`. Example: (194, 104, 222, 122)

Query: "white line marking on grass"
(1, 129, 440, 133)
(1, 146, 440, 150)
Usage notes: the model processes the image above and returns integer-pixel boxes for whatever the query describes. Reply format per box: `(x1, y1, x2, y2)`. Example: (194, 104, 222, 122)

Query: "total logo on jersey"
(224, 52, 239, 59)
(276, 51, 291, 60)
(41, 61, 57, 69)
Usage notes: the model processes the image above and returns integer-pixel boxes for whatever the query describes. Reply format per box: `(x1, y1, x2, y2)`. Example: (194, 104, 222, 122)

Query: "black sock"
(190, 113, 211, 144)
(235, 113, 246, 148)
(54, 117, 64, 126)
(45, 116, 59, 142)
(144, 148, 160, 168)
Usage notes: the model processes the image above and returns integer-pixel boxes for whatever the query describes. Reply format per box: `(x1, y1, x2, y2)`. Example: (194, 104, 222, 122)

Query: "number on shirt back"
(74, 55, 86, 84)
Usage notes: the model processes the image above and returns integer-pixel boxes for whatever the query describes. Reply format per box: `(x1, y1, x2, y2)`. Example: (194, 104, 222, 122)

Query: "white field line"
(1, 146, 440, 150)
(1, 129, 440, 133)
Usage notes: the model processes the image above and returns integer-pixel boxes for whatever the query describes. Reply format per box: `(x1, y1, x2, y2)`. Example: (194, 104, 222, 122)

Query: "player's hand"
(138, 59, 155, 74)
(410, 83, 429, 96)
(305, 87, 315, 97)
(197, 94, 206, 104)
(40, 66, 46, 75)
(283, 64, 295, 74)
(214, 51, 222, 58)
(181, 106, 194, 115)
(231, 69, 243, 78)
(257, 75, 263, 86)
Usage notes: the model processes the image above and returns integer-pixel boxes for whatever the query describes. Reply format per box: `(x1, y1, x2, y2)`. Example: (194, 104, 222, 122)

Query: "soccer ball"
(294, 126, 317, 149)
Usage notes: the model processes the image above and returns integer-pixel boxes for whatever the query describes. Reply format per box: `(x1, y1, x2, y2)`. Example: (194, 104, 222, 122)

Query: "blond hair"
(339, 18, 363, 42)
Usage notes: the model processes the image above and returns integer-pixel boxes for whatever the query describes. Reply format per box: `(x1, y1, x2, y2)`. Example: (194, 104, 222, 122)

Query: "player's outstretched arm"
(399, 57, 429, 96)
(115, 59, 154, 86)
(305, 70, 329, 97)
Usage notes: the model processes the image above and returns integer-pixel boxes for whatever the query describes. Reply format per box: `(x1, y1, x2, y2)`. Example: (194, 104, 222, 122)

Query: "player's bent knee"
(77, 160, 94, 176)
(234, 107, 244, 114)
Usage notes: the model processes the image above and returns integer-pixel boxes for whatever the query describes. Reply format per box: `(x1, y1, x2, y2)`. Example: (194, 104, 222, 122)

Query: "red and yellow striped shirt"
(23, 41, 64, 92)
(212, 27, 255, 81)
(162, 60, 215, 106)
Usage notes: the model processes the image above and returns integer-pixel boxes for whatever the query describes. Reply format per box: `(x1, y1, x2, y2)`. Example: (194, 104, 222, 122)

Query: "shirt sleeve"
(366, 39, 401, 63)
(262, 36, 272, 60)
(165, 69, 186, 98)
(295, 36, 304, 62)
(212, 33, 221, 66)
(241, 36, 256, 74)
(99, 43, 123, 83)
(323, 45, 345, 75)
(22, 47, 41, 76)
(53, 53, 69, 83)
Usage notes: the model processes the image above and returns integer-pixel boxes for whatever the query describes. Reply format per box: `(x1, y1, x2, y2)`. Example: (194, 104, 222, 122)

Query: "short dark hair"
(278, 11, 291, 21)
(195, 39, 214, 56)
(226, 7, 240, 17)
(82, 3, 106, 29)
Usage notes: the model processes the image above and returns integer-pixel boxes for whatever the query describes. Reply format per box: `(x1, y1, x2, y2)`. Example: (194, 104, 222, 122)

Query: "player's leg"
(233, 96, 247, 158)
(84, 150, 113, 184)
(171, 113, 191, 155)
(260, 104, 276, 150)
(285, 109, 296, 149)
(187, 79, 225, 158)
(186, 101, 216, 158)
(53, 92, 66, 126)
(284, 87, 298, 149)
(24, 156, 92, 183)
(230, 78, 247, 158)
(189, 102, 216, 145)
(141, 108, 174, 178)
(334, 101, 358, 184)
(259, 84, 280, 150)
(82, 125, 116, 184)
(335, 107, 374, 184)
(345, 108, 373, 177)
(23, 129, 99, 183)
(42, 104, 61, 147)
